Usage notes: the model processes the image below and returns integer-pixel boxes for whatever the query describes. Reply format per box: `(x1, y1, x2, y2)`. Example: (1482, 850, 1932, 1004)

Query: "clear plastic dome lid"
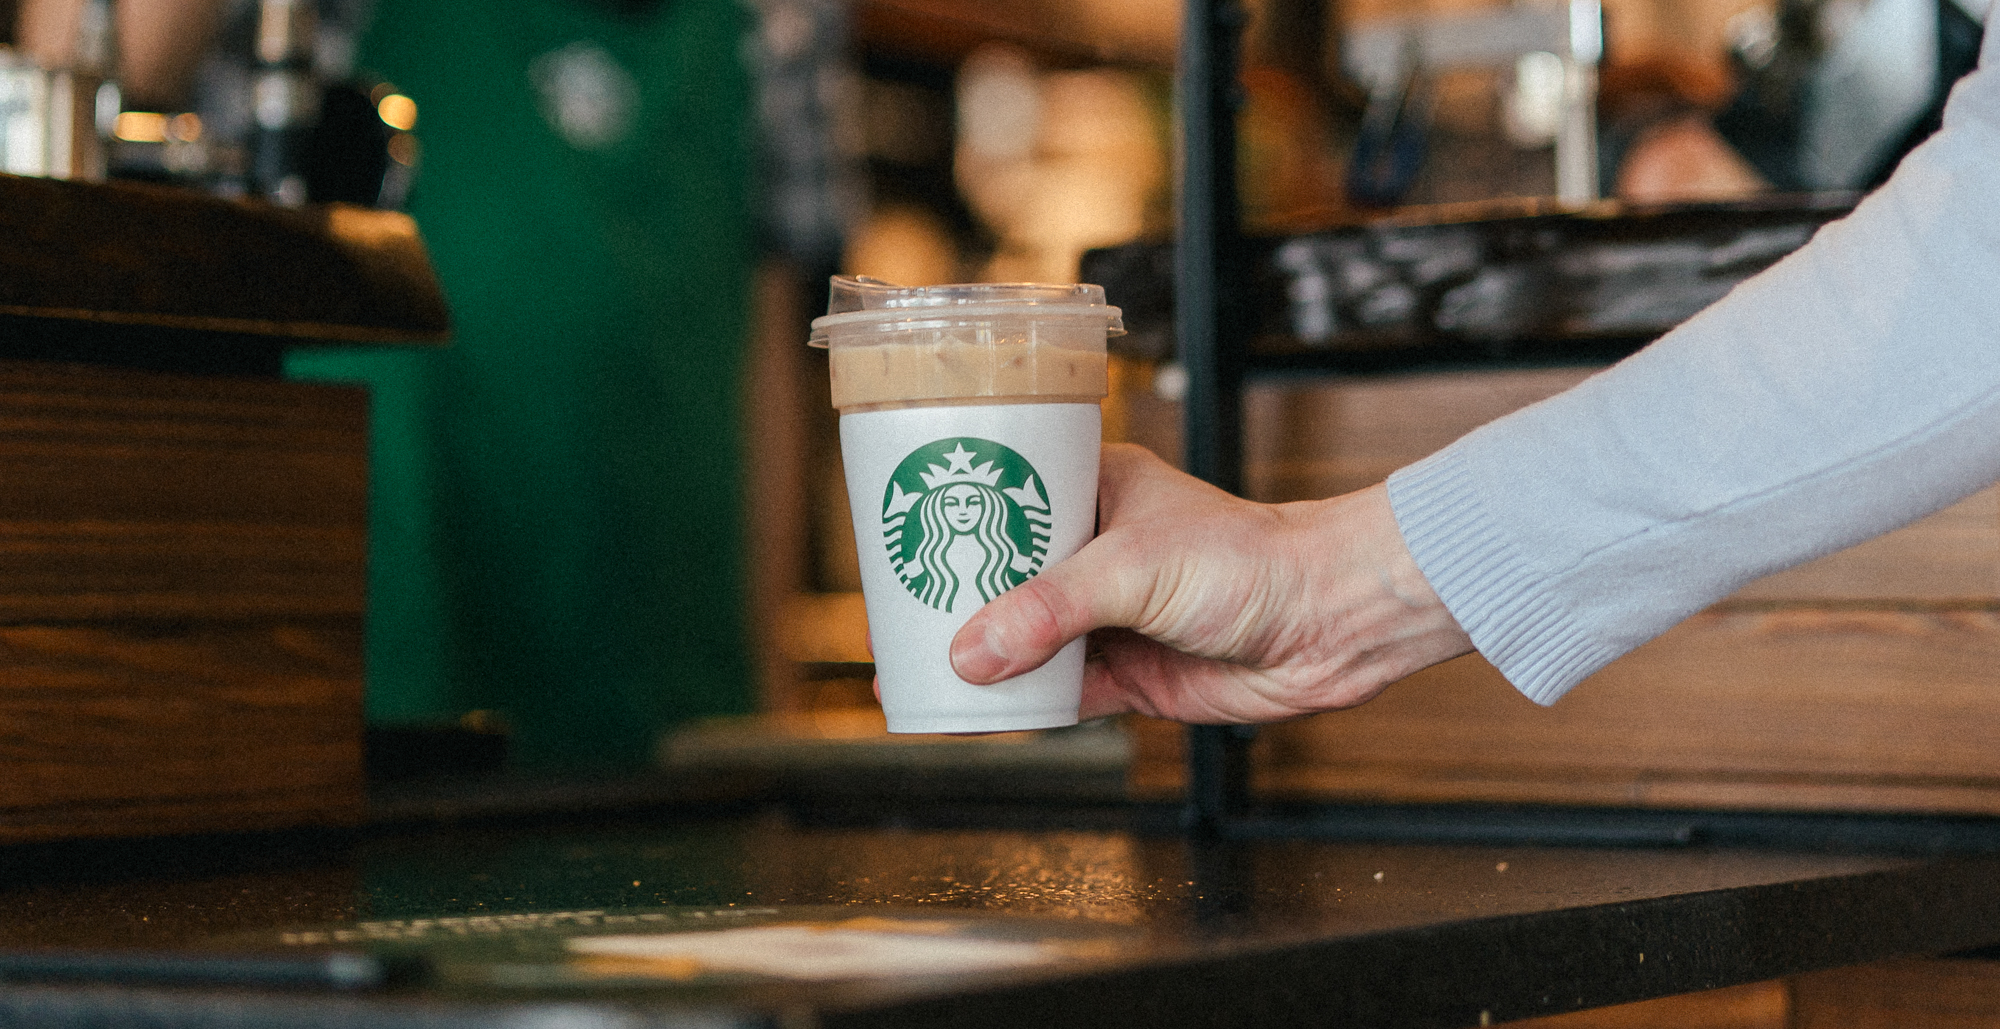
(809, 276, 1124, 345)
(826, 275, 1112, 312)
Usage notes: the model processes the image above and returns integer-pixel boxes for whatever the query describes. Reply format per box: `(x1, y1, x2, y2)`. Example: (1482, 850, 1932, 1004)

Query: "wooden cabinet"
(0, 362, 368, 841)
(0, 173, 444, 842)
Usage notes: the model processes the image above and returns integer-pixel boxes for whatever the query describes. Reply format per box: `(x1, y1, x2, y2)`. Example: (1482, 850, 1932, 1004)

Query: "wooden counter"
(1, 798, 1999, 1028)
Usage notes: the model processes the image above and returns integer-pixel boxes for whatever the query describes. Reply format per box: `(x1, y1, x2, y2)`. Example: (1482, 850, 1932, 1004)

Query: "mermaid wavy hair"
(913, 483, 1022, 612)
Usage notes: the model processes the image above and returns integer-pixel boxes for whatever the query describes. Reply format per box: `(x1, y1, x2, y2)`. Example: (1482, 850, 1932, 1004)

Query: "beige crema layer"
(829, 340, 1108, 410)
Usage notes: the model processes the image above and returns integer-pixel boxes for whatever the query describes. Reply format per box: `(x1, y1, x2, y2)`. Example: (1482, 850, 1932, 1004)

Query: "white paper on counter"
(568, 925, 1057, 980)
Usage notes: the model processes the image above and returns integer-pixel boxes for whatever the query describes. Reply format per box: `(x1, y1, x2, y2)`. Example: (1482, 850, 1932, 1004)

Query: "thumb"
(949, 538, 1149, 683)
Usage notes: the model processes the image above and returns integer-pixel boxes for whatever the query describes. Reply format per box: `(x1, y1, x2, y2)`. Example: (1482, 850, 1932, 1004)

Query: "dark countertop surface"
(4, 799, 2000, 1029)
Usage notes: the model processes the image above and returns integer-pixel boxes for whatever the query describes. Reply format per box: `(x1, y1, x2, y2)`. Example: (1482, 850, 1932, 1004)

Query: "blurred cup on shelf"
(810, 275, 1119, 733)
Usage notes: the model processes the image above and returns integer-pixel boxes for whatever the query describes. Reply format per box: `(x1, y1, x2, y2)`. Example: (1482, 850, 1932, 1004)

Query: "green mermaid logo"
(882, 438, 1051, 613)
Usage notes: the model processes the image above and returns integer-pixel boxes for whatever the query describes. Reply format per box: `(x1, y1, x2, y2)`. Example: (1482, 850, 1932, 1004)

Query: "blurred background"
(5, 0, 1977, 782)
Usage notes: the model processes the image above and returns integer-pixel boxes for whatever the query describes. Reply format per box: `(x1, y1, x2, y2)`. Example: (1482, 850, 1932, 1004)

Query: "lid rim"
(810, 303, 1125, 332)
(825, 275, 1111, 315)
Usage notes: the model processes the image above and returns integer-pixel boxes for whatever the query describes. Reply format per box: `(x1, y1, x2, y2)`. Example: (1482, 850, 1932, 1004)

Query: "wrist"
(1291, 484, 1474, 708)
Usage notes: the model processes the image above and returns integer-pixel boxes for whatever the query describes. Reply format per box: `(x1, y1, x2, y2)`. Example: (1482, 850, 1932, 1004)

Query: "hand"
(948, 444, 1474, 723)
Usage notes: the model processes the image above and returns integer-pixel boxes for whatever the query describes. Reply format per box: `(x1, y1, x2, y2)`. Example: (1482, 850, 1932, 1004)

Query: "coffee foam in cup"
(812, 277, 1122, 412)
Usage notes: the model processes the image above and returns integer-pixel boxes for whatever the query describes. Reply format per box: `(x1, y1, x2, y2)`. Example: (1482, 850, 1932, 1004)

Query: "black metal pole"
(1177, 0, 1255, 836)
(1177, 0, 1247, 494)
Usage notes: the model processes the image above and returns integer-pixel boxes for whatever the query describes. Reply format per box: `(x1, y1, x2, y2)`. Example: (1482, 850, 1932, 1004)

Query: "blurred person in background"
(1612, 0, 1985, 201)
(290, 0, 758, 770)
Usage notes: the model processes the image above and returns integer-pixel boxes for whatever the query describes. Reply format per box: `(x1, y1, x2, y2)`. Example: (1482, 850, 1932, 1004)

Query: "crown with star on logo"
(918, 442, 1005, 490)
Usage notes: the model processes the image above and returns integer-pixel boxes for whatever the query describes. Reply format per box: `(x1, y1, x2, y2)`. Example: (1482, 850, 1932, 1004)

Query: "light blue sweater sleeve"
(1386, 26, 2000, 705)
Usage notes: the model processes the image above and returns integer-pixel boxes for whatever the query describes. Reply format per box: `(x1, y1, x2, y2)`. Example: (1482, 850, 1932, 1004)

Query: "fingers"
(1078, 630, 1306, 724)
(1078, 630, 1158, 720)
(947, 445, 1152, 683)
(949, 454, 1475, 727)
(949, 543, 1128, 682)
(952, 444, 1240, 684)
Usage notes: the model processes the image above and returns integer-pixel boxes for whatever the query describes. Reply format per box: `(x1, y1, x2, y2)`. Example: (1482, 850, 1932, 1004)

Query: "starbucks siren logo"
(882, 438, 1051, 613)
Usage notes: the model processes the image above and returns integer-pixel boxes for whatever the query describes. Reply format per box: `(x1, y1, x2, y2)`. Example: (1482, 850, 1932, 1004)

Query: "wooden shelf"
(0, 174, 448, 348)
(854, 0, 1176, 68)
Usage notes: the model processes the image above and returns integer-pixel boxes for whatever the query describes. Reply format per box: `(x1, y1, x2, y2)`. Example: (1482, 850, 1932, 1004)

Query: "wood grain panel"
(1133, 610, 2000, 814)
(1501, 980, 1787, 1029)
(0, 621, 363, 842)
(1791, 959, 2000, 1029)
(0, 361, 365, 620)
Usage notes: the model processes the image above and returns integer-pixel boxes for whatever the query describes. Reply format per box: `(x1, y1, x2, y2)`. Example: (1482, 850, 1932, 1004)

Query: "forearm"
(1390, 34, 2000, 704)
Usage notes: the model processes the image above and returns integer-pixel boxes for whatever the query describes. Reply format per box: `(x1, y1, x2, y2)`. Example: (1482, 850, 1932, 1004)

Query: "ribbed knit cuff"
(1386, 447, 1620, 705)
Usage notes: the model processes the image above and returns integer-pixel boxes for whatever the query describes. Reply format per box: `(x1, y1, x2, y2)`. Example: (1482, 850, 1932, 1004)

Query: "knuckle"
(985, 577, 1070, 657)
(1017, 578, 1076, 639)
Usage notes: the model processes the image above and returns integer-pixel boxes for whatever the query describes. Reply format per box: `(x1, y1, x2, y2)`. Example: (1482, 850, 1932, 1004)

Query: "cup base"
(884, 709, 1082, 735)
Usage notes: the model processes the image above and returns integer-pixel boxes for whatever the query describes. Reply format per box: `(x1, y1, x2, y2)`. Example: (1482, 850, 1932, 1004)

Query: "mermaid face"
(940, 483, 984, 533)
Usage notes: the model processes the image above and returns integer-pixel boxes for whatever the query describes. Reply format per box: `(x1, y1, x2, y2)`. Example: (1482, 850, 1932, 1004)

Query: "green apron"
(290, 0, 756, 770)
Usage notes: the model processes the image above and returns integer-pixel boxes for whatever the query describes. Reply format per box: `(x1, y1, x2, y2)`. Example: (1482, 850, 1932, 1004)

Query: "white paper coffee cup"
(811, 277, 1121, 734)
(840, 404, 1101, 733)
